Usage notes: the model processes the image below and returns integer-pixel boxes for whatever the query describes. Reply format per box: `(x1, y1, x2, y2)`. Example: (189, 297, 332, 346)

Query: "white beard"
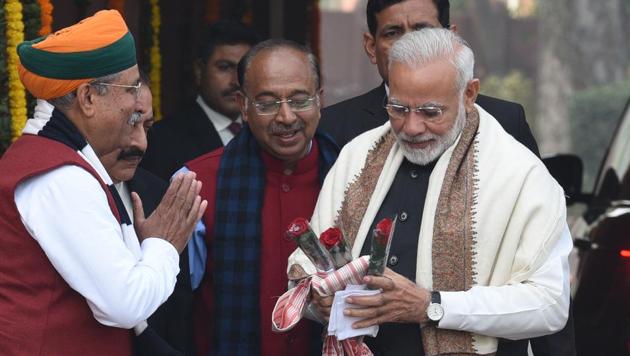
(396, 100, 467, 166)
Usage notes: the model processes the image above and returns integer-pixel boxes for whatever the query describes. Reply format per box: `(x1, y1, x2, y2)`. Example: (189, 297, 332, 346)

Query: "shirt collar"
(196, 95, 242, 131)
(260, 139, 318, 175)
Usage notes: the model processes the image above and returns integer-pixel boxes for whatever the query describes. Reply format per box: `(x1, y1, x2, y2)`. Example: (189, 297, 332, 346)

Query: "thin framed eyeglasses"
(93, 81, 142, 99)
(384, 96, 446, 122)
(248, 95, 319, 115)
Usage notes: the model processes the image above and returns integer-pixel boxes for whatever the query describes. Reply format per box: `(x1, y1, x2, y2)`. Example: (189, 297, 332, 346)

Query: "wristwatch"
(426, 291, 444, 323)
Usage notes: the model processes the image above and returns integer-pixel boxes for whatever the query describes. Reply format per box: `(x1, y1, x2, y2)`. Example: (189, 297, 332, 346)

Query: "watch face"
(427, 303, 444, 321)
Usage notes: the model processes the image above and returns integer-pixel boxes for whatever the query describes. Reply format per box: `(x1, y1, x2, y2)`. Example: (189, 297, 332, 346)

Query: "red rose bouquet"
(319, 227, 353, 269)
(286, 217, 335, 273)
(367, 217, 396, 276)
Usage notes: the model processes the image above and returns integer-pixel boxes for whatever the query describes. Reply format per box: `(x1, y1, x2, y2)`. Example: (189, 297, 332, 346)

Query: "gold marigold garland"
(37, 0, 53, 36)
(5, 0, 27, 141)
(150, 0, 162, 121)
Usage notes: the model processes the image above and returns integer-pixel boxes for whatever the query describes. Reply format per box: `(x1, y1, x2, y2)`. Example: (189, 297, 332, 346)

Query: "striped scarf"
(212, 126, 338, 355)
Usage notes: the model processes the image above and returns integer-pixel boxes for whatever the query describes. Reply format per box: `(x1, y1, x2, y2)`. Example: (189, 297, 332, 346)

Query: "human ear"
(464, 79, 480, 113)
(236, 91, 249, 122)
(363, 32, 378, 65)
(76, 83, 96, 117)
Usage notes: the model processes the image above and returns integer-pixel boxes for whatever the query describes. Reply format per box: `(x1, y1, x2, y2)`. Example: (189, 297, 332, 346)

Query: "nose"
(402, 112, 428, 136)
(275, 101, 297, 125)
(130, 121, 148, 152)
(229, 67, 239, 87)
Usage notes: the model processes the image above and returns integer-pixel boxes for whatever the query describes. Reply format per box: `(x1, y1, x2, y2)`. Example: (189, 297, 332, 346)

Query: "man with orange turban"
(0, 10, 206, 355)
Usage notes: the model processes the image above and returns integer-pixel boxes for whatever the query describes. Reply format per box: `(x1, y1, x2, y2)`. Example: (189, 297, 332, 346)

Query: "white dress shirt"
(196, 95, 242, 145)
(439, 224, 573, 339)
(14, 143, 179, 329)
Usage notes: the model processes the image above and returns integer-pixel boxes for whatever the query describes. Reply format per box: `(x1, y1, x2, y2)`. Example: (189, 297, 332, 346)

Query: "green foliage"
(0, 3, 10, 156)
(449, 0, 466, 12)
(569, 80, 630, 191)
(480, 70, 536, 127)
(0, 1, 42, 156)
(23, 0, 40, 120)
(23, 0, 41, 40)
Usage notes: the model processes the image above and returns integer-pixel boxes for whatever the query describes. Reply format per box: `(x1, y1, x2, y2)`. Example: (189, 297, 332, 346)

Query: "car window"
(594, 102, 630, 200)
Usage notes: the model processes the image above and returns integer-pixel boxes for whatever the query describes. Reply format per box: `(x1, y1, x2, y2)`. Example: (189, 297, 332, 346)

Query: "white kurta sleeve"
(15, 165, 180, 329)
(438, 224, 572, 339)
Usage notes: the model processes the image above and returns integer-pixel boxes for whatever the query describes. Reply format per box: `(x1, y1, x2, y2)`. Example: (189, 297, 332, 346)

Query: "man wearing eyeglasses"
(290, 29, 572, 356)
(181, 39, 338, 355)
(319, 0, 539, 159)
(0, 11, 205, 355)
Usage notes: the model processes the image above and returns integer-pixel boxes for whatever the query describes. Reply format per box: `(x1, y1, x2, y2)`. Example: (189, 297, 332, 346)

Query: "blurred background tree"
(481, 70, 535, 124)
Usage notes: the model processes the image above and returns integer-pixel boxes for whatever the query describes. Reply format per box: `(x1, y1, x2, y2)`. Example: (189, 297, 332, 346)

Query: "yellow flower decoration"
(5, 0, 27, 141)
(150, 0, 162, 121)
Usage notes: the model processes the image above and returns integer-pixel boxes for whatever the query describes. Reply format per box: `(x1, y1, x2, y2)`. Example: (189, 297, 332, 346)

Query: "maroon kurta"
(189, 141, 321, 355)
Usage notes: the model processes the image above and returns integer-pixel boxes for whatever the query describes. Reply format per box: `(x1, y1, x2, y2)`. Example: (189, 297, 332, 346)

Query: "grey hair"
(388, 28, 474, 92)
(48, 72, 122, 109)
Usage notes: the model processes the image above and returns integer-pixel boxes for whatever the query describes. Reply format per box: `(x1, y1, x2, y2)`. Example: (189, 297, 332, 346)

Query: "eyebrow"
(254, 89, 313, 100)
(389, 97, 445, 107)
(380, 21, 437, 33)
(380, 24, 403, 33)
(214, 59, 238, 66)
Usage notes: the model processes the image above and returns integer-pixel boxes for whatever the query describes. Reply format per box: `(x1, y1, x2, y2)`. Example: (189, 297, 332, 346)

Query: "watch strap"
(431, 291, 441, 304)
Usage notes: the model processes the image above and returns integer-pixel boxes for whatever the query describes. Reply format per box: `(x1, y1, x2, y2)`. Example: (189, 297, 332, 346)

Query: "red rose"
(286, 217, 310, 239)
(374, 218, 392, 245)
(320, 227, 343, 250)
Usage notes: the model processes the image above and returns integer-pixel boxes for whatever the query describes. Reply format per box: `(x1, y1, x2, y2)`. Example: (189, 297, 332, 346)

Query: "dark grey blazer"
(130, 168, 193, 356)
(141, 102, 224, 181)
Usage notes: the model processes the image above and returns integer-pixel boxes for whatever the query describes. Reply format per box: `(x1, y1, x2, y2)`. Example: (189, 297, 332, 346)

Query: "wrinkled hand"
(310, 288, 334, 322)
(132, 172, 207, 253)
(344, 268, 431, 329)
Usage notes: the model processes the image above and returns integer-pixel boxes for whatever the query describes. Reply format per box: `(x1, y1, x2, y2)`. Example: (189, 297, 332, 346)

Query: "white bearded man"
(288, 28, 572, 355)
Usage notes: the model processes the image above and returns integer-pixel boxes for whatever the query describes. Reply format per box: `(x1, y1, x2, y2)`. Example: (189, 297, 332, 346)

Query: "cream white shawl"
(288, 105, 566, 354)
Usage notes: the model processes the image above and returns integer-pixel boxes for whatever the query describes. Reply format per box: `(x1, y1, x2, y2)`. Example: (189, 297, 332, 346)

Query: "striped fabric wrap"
(272, 256, 373, 356)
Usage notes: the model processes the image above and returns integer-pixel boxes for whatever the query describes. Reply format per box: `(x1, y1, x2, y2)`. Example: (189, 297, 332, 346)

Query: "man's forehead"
(377, 0, 441, 29)
(247, 50, 315, 96)
(389, 59, 458, 97)
(210, 43, 251, 60)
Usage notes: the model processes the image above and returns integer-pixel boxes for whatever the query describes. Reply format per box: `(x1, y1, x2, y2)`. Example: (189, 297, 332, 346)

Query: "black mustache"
(118, 147, 145, 160)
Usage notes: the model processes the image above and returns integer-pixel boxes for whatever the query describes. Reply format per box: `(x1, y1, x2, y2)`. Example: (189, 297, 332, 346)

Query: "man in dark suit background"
(141, 21, 261, 181)
(320, 0, 539, 158)
(318, 1, 575, 355)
